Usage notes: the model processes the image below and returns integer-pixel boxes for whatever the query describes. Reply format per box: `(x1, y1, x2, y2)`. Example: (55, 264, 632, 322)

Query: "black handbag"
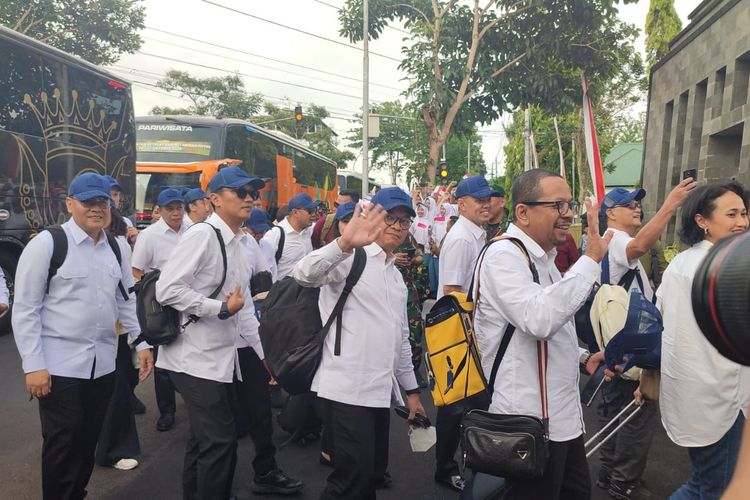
(461, 242, 550, 480)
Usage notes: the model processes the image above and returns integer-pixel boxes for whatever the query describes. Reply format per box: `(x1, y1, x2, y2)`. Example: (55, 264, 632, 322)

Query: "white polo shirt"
(474, 224, 599, 442)
(293, 240, 418, 408)
(437, 215, 486, 298)
(262, 217, 313, 279)
(131, 217, 188, 273)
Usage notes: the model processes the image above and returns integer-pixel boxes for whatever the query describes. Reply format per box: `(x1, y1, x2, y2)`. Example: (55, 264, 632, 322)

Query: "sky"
(110, 0, 703, 185)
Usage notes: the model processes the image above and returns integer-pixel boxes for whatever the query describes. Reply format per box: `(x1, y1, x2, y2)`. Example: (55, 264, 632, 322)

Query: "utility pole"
(467, 138, 471, 176)
(361, 0, 370, 198)
(523, 107, 532, 171)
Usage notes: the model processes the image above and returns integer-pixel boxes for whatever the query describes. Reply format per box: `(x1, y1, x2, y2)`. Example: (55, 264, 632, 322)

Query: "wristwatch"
(579, 350, 592, 367)
(218, 301, 230, 320)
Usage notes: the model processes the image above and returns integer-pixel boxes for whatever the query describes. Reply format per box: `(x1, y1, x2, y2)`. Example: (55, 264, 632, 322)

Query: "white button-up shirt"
(255, 237, 278, 283)
(12, 220, 145, 378)
(293, 241, 418, 408)
(606, 228, 654, 301)
(0, 266, 8, 305)
(155, 213, 259, 383)
(131, 217, 187, 273)
(474, 224, 600, 442)
(437, 215, 486, 299)
(263, 218, 313, 279)
(657, 240, 750, 447)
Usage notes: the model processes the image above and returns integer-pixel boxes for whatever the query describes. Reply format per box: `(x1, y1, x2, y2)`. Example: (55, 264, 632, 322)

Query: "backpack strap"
(105, 232, 131, 301)
(182, 222, 228, 328)
(46, 225, 68, 294)
(320, 214, 336, 248)
(320, 247, 367, 356)
(274, 225, 286, 263)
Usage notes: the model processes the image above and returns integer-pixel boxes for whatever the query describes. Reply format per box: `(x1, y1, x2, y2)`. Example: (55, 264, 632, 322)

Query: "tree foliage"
(0, 0, 145, 65)
(339, 0, 640, 184)
(645, 0, 682, 71)
(151, 70, 264, 119)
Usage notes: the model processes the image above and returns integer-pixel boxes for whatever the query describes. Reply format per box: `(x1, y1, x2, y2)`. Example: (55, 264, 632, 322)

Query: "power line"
(143, 26, 403, 92)
(201, 0, 401, 62)
(310, 0, 410, 35)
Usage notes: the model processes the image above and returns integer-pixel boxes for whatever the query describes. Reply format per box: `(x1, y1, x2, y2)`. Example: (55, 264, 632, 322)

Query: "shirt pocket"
(53, 265, 90, 299)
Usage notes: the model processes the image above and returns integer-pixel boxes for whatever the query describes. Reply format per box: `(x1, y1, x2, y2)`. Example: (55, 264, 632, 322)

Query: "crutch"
(584, 400, 643, 458)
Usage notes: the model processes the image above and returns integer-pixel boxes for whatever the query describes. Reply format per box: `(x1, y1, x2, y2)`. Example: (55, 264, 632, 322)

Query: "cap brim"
(71, 190, 112, 201)
(383, 202, 416, 217)
(250, 223, 271, 233)
(159, 197, 184, 207)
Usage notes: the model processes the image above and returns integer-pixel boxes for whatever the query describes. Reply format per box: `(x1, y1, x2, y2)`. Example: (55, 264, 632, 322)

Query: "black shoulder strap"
(105, 232, 130, 301)
(201, 222, 227, 299)
(46, 225, 68, 294)
(274, 225, 285, 263)
(320, 247, 367, 356)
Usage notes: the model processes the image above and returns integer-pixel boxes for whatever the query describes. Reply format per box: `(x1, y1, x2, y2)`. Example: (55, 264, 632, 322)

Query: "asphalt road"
(0, 332, 690, 499)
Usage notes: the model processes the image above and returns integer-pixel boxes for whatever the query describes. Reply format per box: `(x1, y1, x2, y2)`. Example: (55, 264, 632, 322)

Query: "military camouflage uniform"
(397, 234, 429, 366)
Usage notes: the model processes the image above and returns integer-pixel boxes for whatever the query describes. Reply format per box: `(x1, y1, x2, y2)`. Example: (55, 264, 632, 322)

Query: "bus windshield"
(136, 171, 202, 215)
(136, 122, 221, 163)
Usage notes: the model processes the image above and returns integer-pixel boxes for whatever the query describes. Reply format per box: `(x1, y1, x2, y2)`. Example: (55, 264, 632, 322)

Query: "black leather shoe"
(252, 469, 303, 495)
(156, 413, 175, 432)
(131, 395, 146, 415)
(373, 471, 392, 489)
(436, 475, 465, 491)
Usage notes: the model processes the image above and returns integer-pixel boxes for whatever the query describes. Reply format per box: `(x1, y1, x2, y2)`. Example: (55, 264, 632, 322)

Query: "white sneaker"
(113, 458, 139, 471)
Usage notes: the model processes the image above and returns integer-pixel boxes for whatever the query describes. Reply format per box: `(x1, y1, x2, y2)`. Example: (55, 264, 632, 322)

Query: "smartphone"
(405, 248, 416, 259)
(394, 406, 431, 428)
(683, 169, 697, 181)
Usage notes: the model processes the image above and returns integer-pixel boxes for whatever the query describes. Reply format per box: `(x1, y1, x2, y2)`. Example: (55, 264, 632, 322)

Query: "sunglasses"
(77, 197, 110, 209)
(614, 200, 641, 210)
(226, 186, 259, 200)
(384, 213, 413, 230)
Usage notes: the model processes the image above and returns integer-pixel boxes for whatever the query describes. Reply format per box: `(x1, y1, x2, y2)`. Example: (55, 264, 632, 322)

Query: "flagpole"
(361, 0, 369, 199)
(524, 107, 532, 171)
(553, 117, 566, 180)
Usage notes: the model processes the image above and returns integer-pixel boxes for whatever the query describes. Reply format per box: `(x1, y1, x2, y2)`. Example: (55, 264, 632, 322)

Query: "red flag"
(582, 73, 606, 203)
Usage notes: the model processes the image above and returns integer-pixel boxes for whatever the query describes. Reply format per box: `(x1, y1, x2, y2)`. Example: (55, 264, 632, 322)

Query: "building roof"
(603, 142, 643, 187)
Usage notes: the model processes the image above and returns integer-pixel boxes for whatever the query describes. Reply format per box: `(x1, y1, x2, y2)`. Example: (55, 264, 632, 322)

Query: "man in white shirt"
(474, 169, 611, 500)
(293, 187, 426, 499)
(131, 187, 188, 432)
(262, 193, 319, 279)
(595, 180, 695, 498)
(156, 166, 262, 500)
(183, 188, 210, 226)
(12, 173, 154, 500)
(434, 175, 497, 491)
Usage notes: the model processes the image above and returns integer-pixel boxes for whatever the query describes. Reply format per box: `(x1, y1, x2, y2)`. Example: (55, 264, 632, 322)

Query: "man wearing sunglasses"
(293, 187, 426, 499)
(595, 179, 695, 500)
(155, 166, 265, 500)
(312, 189, 360, 250)
(263, 192, 321, 279)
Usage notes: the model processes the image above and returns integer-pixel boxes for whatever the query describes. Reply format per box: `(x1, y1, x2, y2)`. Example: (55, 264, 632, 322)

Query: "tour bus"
(336, 170, 381, 196)
(0, 26, 136, 334)
(135, 116, 339, 226)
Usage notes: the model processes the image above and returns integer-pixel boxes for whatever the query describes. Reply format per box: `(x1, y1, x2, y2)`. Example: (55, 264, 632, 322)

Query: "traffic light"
(294, 105, 303, 123)
(439, 162, 448, 178)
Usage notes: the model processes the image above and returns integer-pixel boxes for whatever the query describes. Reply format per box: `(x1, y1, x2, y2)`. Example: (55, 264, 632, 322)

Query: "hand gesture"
(395, 252, 411, 268)
(582, 198, 614, 264)
(26, 369, 51, 398)
(137, 349, 154, 382)
(337, 204, 386, 253)
(664, 177, 698, 211)
(126, 225, 138, 244)
(406, 393, 427, 422)
(226, 285, 245, 316)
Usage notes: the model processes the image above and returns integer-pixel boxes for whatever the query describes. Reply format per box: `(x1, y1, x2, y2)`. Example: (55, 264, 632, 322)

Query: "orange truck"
(135, 116, 338, 227)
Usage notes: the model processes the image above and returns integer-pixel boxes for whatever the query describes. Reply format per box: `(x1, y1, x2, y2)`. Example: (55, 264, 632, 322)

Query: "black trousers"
(153, 346, 176, 416)
(38, 371, 116, 500)
(435, 391, 489, 479)
(504, 435, 591, 500)
(319, 398, 390, 500)
(231, 347, 277, 477)
(170, 371, 237, 500)
(96, 334, 141, 466)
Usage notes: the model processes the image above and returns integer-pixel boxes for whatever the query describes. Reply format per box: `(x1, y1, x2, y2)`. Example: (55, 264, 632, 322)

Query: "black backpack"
(134, 222, 227, 346)
(46, 225, 129, 300)
(259, 247, 366, 395)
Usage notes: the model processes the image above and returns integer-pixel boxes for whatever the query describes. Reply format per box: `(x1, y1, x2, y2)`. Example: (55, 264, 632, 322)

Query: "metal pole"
(467, 137, 471, 176)
(524, 107, 532, 172)
(584, 400, 637, 448)
(362, 0, 369, 198)
(572, 135, 576, 201)
(586, 405, 643, 458)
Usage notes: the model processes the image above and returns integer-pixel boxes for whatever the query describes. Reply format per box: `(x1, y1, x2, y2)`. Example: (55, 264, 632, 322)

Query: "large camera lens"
(691, 231, 750, 366)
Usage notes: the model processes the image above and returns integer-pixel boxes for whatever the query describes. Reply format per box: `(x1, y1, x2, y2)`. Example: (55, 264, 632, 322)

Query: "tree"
(151, 70, 264, 119)
(1, 0, 145, 65)
(645, 0, 682, 71)
(339, 0, 640, 184)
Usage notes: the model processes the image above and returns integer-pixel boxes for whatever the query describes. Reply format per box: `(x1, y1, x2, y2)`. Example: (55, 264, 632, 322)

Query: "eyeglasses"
(614, 200, 641, 210)
(520, 200, 579, 216)
(78, 197, 110, 209)
(226, 186, 259, 200)
(384, 213, 413, 230)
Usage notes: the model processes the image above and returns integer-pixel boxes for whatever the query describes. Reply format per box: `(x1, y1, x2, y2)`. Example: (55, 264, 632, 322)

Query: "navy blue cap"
(490, 185, 506, 197)
(183, 188, 206, 205)
(371, 187, 416, 217)
(600, 188, 646, 214)
(245, 208, 271, 233)
(69, 173, 112, 201)
(455, 176, 494, 199)
(157, 188, 184, 207)
(288, 193, 321, 211)
(103, 174, 122, 191)
(208, 166, 265, 193)
(335, 201, 357, 220)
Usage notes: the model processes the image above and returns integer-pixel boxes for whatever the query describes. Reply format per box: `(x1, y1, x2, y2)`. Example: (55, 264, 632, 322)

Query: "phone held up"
(683, 168, 698, 181)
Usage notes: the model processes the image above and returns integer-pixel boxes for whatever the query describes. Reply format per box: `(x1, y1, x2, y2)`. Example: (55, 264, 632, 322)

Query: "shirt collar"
(458, 215, 486, 241)
(280, 217, 304, 234)
(207, 212, 245, 245)
(155, 216, 185, 235)
(64, 219, 106, 246)
(365, 242, 395, 265)
(505, 223, 550, 259)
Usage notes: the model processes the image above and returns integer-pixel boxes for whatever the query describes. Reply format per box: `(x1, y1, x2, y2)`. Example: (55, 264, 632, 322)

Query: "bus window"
(225, 125, 275, 179)
(136, 171, 202, 214)
(136, 122, 221, 163)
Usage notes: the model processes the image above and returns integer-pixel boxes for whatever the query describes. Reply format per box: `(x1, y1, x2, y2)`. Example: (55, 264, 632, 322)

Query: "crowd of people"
(4, 165, 750, 500)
